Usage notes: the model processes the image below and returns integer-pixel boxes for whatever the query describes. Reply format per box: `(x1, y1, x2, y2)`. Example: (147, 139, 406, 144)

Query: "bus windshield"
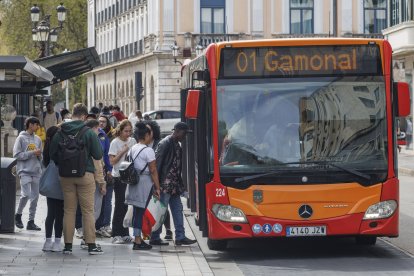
(217, 76, 388, 178)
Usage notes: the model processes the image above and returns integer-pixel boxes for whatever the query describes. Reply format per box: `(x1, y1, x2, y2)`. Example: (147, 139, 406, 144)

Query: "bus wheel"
(355, 236, 377, 245)
(207, 238, 227, 250)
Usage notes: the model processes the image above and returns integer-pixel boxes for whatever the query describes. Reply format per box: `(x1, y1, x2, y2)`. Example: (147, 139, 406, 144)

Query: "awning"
(35, 47, 101, 88)
(0, 56, 54, 94)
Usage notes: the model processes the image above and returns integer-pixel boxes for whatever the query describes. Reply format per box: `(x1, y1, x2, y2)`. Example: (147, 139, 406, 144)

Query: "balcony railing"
(272, 33, 384, 39)
(193, 34, 243, 47)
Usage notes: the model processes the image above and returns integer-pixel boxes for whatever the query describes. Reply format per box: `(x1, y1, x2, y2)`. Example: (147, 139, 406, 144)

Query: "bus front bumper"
(207, 209, 399, 240)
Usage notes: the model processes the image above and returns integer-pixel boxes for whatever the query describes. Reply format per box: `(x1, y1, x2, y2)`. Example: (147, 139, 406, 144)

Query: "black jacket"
(155, 135, 181, 186)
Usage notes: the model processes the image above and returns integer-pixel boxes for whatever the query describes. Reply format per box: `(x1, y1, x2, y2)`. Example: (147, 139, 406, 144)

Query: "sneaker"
(75, 228, 83, 239)
(133, 241, 152, 250)
(122, 236, 134, 243)
(62, 244, 72, 255)
(104, 225, 112, 235)
(89, 245, 104, 255)
(164, 230, 173, 241)
(112, 236, 125, 244)
(80, 240, 88, 249)
(149, 239, 169, 246)
(52, 241, 62, 252)
(42, 239, 53, 252)
(15, 214, 24, 229)
(96, 227, 111, 238)
(175, 237, 197, 246)
(26, 220, 41, 231)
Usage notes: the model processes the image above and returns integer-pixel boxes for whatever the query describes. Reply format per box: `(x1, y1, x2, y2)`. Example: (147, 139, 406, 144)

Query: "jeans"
(151, 192, 185, 241)
(132, 188, 153, 237)
(96, 185, 113, 229)
(45, 197, 64, 238)
(111, 177, 129, 237)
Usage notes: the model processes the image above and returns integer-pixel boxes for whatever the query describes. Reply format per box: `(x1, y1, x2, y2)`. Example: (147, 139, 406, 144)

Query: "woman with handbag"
(41, 126, 64, 252)
(125, 122, 161, 250)
(108, 120, 136, 244)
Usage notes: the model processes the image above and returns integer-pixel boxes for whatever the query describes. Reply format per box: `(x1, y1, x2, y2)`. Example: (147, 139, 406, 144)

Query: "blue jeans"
(151, 193, 185, 241)
(132, 207, 145, 237)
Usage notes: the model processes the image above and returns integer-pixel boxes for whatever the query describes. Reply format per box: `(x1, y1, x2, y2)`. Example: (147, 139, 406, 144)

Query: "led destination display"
(219, 45, 382, 78)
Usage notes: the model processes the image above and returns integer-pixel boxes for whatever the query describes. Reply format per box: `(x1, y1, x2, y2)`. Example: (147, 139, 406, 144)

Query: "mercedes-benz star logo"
(298, 204, 313, 219)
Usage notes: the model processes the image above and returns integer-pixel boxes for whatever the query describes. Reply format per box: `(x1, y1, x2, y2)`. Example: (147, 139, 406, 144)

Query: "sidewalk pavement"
(0, 195, 213, 276)
(398, 147, 414, 176)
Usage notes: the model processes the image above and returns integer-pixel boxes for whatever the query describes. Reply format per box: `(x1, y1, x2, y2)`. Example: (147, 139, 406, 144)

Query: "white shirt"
(108, 137, 137, 177)
(44, 112, 62, 132)
(130, 143, 155, 173)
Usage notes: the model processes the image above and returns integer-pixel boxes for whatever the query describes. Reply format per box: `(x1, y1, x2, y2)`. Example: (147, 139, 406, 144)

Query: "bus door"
(181, 87, 210, 237)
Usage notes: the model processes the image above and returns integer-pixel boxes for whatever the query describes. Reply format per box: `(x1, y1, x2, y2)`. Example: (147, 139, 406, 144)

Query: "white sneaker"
(51, 242, 62, 252)
(112, 236, 125, 244)
(80, 240, 88, 249)
(75, 228, 83, 239)
(96, 227, 111, 238)
(104, 225, 112, 235)
(122, 236, 133, 243)
(42, 240, 53, 252)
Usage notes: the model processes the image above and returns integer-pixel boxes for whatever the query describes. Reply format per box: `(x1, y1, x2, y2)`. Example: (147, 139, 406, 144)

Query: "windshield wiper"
(234, 160, 371, 183)
(283, 161, 371, 180)
(235, 169, 284, 183)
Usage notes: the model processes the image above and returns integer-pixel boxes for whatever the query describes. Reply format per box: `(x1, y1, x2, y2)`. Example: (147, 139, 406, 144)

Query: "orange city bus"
(180, 38, 410, 250)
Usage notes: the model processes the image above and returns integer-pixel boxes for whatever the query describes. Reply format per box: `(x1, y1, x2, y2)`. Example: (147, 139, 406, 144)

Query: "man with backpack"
(49, 103, 104, 255)
(43, 100, 62, 132)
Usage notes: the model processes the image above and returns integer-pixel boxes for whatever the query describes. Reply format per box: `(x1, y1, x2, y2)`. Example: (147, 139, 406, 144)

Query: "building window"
(200, 0, 225, 34)
(390, 0, 410, 27)
(290, 0, 314, 34)
(391, 0, 400, 26)
(364, 0, 387, 33)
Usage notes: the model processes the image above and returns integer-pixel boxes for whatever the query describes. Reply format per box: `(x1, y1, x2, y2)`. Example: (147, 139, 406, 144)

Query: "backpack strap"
(59, 126, 89, 141)
(75, 125, 90, 140)
(128, 146, 149, 173)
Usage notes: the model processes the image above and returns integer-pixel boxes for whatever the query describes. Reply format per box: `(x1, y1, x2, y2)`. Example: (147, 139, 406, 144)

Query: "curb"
(398, 167, 414, 177)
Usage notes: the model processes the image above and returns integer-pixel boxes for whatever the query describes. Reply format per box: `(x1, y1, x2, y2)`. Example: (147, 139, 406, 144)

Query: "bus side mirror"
(185, 90, 201, 119)
(396, 82, 411, 117)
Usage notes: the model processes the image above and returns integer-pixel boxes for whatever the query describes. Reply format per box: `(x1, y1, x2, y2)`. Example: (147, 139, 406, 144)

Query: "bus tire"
(207, 238, 227, 250)
(355, 236, 377, 245)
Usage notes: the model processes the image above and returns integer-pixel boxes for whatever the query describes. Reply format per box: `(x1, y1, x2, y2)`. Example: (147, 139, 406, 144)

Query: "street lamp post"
(15, 3, 68, 132)
(30, 3, 67, 58)
(171, 41, 182, 65)
(195, 44, 204, 57)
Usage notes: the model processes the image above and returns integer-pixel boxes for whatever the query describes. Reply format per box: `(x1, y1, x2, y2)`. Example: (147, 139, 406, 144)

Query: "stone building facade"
(86, 0, 386, 115)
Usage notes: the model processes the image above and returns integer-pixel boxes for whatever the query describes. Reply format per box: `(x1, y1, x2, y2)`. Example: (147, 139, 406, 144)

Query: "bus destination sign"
(219, 45, 382, 78)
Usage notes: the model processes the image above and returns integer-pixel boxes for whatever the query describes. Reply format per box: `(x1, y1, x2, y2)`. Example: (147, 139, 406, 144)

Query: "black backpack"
(57, 126, 90, 177)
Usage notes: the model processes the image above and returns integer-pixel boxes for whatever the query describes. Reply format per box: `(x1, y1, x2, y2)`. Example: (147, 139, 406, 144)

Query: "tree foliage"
(0, 0, 89, 108)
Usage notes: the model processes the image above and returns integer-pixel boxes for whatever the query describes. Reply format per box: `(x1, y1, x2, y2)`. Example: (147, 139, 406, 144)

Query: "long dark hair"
(43, 126, 59, 167)
(99, 115, 112, 135)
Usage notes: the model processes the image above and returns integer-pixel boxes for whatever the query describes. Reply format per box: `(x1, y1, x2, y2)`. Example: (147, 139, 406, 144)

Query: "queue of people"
(13, 101, 196, 255)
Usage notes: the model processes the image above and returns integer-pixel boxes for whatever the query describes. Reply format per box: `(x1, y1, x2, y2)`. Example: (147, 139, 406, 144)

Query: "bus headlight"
(363, 200, 397, 220)
(212, 204, 248, 223)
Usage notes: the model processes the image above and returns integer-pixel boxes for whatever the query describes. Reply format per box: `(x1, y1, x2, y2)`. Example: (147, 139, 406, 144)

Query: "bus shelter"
(0, 47, 100, 131)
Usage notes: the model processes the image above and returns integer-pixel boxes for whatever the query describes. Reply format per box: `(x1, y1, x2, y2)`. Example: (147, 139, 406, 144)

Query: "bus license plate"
(286, 226, 327, 237)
